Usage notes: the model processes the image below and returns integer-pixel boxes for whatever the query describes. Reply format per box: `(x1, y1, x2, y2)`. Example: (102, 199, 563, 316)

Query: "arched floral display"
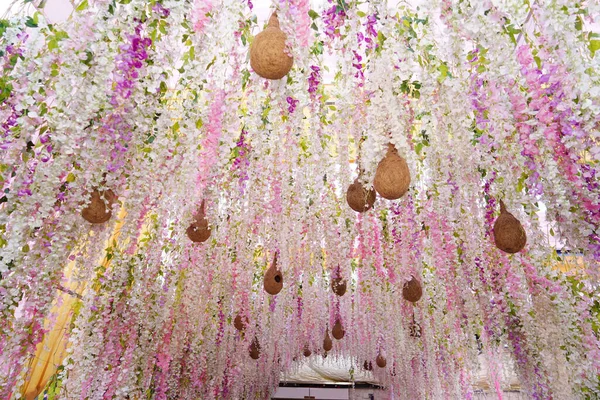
(1, 0, 599, 398)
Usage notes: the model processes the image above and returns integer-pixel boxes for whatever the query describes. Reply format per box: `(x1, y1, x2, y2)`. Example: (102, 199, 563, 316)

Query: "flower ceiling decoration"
(1, 0, 600, 398)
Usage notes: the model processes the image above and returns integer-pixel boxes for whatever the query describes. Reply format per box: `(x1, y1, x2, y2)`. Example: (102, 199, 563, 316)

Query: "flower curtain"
(1, 0, 599, 399)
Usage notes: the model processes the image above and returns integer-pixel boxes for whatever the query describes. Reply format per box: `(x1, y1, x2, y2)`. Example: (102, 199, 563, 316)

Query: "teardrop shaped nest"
(249, 337, 261, 359)
(493, 200, 527, 253)
(186, 200, 211, 243)
(402, 275, 423, 303)
(376, 354, 387, 368)
(303, 345, 312, 357)
(234, 314, 247, 332)
(331, 277, 347, 296)
(250, 13, 293, 80)
(332, 320, 345, 340)
(346, 178, 376, 212)
(81, 188, 117, 224)
(264, 252, 283, 295)
(323, 330, 333, 351)
(374, 144, 411, 200)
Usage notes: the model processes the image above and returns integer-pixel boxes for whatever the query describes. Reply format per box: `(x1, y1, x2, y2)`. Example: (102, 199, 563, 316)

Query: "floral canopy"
(1, 0, 600, 399)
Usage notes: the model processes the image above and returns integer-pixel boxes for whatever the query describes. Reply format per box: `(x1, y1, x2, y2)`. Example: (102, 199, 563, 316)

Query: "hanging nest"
(374, 143, 411, 200)
(331, 277, 347, 296)
(332, 320, 345, 340)
(402, 276, 423, 303)
(303, 346, 312, 357)
(376, 354, 387, 368)
(186, 199, 211, 243)
(323, 330, 333, 351)
(493, 200, 527, 254)
(409, 320, 422, 338)
(363, 361, 373, 371)
(263, 252, 283, 295)
(249, 13, 293, 80)
(234, 314, 247, 332)
(81, 188, 117, 224)
(346, 178, 376, 212)
(249, 337, 261, 360)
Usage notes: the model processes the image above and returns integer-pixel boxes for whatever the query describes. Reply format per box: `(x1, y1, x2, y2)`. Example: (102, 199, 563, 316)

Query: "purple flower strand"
(308, 65, 321, 99)
(286, 96, 299, 114)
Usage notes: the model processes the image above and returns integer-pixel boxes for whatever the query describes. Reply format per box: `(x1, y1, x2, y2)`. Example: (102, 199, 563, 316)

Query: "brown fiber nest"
(332, 320, 345, 340)
(402, 275, 423, 303)
(249, 337, 261, 360)
(323, 330, 333, 351)
(81, 188, 117, 224)
(346, 178, 376, 212)
(376, 354, 387, 368)
(234, 314, 247, 332)
(303, 346, 312, 357)
(493, 200, 527, 254)
(186, 199, 211, 243)
(374, 143, 411, 200)
(331, 277, 347, 296)
(250, 13, 293, 80)
(263, 252, 283, 295)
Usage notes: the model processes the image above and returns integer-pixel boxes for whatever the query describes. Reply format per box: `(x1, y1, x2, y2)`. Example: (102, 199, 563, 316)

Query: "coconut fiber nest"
(332, 320, 345, 340)
(402, 275, 423, 303)
(81, 188, 117, 224)
(263, 252, 283, 295)
(186, 199, 211, 243)
(346, 178, 376, 212)
(323, 330, 333, 351)
(303, 346, 312, 357)
(250, 13, 293, 80)
(493, 200, 527, 253)
(234, 314, 247, 332)
(331, 277, 347, 296)
(374, 143, 411, 200)
(249, 337, 261, 360)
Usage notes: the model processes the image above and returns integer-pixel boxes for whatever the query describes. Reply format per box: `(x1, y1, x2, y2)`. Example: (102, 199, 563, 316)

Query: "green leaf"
(589, 40, 600, 56)
(308, 9, 319, 20)
(66, 173, 76, 183)
(356, 11, 366, 18)
(48, 39, 59, 50)
(76, 0, 88, 11)
(437, 63, 448, 83)
(25, 16, 38, 28)
(415, 142, 424, 155)
(0, 19, 10, 38)
(206, 56, 216, 70)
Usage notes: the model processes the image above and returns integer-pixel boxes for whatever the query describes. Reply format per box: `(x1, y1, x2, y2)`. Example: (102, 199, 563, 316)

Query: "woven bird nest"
(234, 314, 247, 332)
(493, 200, 527, 253)
(376, 354, 387, 368)
(186, 199, 211, 243)
(249, 13, 293, 80)
(331, 277, 347, 296)
(249, 337, 261, 360)
(374, 143, 411, 200)
(263, 252, 283, 295)
(81, 188, 117, 224)
(332, 320, 345, 340)
(402, 275, 423, 303)
(346, 178, 376, 212)
(323, 330, 333, 351)
(303, 346, 312, 357)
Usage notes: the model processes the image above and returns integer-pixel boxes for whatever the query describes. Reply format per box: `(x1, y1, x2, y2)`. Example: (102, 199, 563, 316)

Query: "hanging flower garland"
(0, 0, 599, 399)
